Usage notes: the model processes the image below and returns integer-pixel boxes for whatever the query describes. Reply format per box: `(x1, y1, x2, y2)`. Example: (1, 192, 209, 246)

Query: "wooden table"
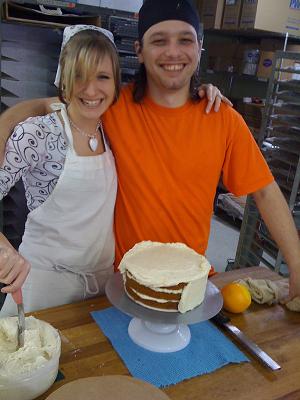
(33, 267, 300, 400)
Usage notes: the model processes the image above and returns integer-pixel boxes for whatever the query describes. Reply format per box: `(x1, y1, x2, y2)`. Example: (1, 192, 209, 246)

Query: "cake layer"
(125, 271, 185, 301)
(125, 285, 179, 311)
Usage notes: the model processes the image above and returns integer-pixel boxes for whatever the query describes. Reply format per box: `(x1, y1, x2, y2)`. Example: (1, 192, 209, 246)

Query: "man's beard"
(160, 77, 190, 91)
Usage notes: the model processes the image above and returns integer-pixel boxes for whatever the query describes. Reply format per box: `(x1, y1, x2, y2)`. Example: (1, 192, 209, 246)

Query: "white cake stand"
(105, 273, 223, 353)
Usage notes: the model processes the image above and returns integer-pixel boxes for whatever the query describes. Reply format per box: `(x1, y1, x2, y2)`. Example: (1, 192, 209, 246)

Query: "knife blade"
(211, 311, 281, 371)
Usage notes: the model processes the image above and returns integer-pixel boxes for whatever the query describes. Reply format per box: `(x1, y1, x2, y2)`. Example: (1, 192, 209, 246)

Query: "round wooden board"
(46, 376, 170, 400)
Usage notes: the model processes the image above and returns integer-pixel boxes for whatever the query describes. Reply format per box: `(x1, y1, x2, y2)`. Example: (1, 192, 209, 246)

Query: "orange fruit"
(221, 282, 251, 313)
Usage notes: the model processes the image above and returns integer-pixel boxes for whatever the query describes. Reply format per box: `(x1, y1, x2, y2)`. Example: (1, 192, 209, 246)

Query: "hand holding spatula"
(0, 283, 25, 348)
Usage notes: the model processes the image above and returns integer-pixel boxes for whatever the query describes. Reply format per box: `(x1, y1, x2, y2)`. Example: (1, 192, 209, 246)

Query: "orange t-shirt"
(103, 84, 274, 268)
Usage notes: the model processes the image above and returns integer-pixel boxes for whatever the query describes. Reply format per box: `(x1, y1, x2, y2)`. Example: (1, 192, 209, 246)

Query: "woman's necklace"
(69, 117, 103, 152)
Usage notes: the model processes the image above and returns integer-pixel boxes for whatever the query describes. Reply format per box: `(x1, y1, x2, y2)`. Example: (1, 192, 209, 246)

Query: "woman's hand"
(0, 245, 30, 294)
(198, 84, 233, 113)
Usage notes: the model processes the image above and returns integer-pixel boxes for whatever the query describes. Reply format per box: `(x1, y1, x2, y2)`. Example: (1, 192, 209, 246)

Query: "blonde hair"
(58, 30, 121, 104)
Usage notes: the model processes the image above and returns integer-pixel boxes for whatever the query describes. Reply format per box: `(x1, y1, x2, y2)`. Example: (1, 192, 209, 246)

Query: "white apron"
(1, 104, 117, 316)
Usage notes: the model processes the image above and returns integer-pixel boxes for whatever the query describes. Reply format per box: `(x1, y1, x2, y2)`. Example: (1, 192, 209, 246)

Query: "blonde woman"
(0, 27, 120, 315)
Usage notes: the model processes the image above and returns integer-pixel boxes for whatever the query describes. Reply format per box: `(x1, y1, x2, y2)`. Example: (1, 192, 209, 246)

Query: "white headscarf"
(54, 25, 115, 87)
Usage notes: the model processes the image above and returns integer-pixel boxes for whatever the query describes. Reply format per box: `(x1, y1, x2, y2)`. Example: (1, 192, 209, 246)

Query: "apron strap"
(51, 102, 75, 150)
(54, 264, 100, 297)
(100, 125, 110, 153)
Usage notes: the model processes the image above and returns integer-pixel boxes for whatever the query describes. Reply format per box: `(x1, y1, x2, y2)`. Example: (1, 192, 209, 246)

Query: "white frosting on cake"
(179, 277, 208, 313)
(119, 241, 211, 313)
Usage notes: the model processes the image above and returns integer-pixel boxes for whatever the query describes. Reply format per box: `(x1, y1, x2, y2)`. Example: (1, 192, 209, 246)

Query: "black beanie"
(138, 0, 202, 40)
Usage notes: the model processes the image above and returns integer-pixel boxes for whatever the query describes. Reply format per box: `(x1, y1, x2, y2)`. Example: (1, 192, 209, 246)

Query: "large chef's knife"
(211, 311, 281, 371)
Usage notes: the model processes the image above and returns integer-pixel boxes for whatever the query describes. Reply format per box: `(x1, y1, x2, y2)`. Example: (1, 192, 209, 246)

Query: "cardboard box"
(201, 0, 225, 29)
(100, 0, 143, 13)
(207, 41, 239, 71)
(280, 44, 300, 80)
(78, 0, 101, 6)
(255, 44, 300, 81)
(240, 0, 300, 37)
(260, 38, 285, 51)
(208, 55, 237, 72)
(222, 0, 243, 30)
(256, 38, 285, 78)
(257, 51, 275, 79)
(235, 42, 260, 73)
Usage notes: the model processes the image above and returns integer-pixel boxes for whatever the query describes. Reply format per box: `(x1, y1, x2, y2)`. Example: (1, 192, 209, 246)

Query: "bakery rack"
(233, 50, 300, 275)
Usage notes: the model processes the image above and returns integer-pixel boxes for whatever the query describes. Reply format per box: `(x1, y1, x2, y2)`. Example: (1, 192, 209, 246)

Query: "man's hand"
(286, 268, 300, 302)
(253, 182, 300, 302)
(0, 246, 30, 293)
(0, 97, 57, 164)
(198, 83, 233, 113)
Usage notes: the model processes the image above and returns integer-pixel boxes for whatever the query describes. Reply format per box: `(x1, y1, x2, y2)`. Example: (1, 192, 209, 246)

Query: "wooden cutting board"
(46, 376, 170, 400)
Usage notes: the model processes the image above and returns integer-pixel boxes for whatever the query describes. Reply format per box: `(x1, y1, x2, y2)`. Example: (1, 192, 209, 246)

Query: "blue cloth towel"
(91, 307, 248, 388)
(55, 370, 65, 382)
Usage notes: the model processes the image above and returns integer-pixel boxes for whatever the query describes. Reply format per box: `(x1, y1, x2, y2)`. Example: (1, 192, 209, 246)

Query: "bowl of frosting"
(0, 316, 61, 400)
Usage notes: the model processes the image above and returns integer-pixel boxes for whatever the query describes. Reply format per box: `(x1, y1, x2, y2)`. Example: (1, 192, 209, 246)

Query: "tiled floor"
(206, 215, 241, 273)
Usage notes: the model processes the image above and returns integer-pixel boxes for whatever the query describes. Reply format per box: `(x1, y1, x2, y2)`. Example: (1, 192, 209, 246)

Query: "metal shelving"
(233, 50, 300, 275)
(0, 20, 61, 247)
(108, 15, 139, 81)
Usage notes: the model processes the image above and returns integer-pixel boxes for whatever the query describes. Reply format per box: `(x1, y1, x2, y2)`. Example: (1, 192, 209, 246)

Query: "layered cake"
(118, 241, 211, 313)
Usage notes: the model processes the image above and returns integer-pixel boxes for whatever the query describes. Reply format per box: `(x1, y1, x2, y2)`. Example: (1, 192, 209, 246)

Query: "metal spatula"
(12, 288, 25, 348)
(0, 283, 25, 347)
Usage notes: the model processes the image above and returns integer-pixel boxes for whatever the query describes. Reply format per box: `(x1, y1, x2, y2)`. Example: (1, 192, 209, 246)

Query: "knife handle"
(0, 282, 6, 290)
(0, 282, 7, 309)
(12, 288, 23, 305)
(0, 283, 22, 304)
(211, 311, 230, 325)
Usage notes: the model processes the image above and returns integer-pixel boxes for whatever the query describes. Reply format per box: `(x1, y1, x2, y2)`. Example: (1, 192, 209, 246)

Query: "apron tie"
(54, 264, 100, 297)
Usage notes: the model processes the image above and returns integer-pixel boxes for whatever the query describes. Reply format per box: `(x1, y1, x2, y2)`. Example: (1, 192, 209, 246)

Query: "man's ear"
(135, 40, 144, 63)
